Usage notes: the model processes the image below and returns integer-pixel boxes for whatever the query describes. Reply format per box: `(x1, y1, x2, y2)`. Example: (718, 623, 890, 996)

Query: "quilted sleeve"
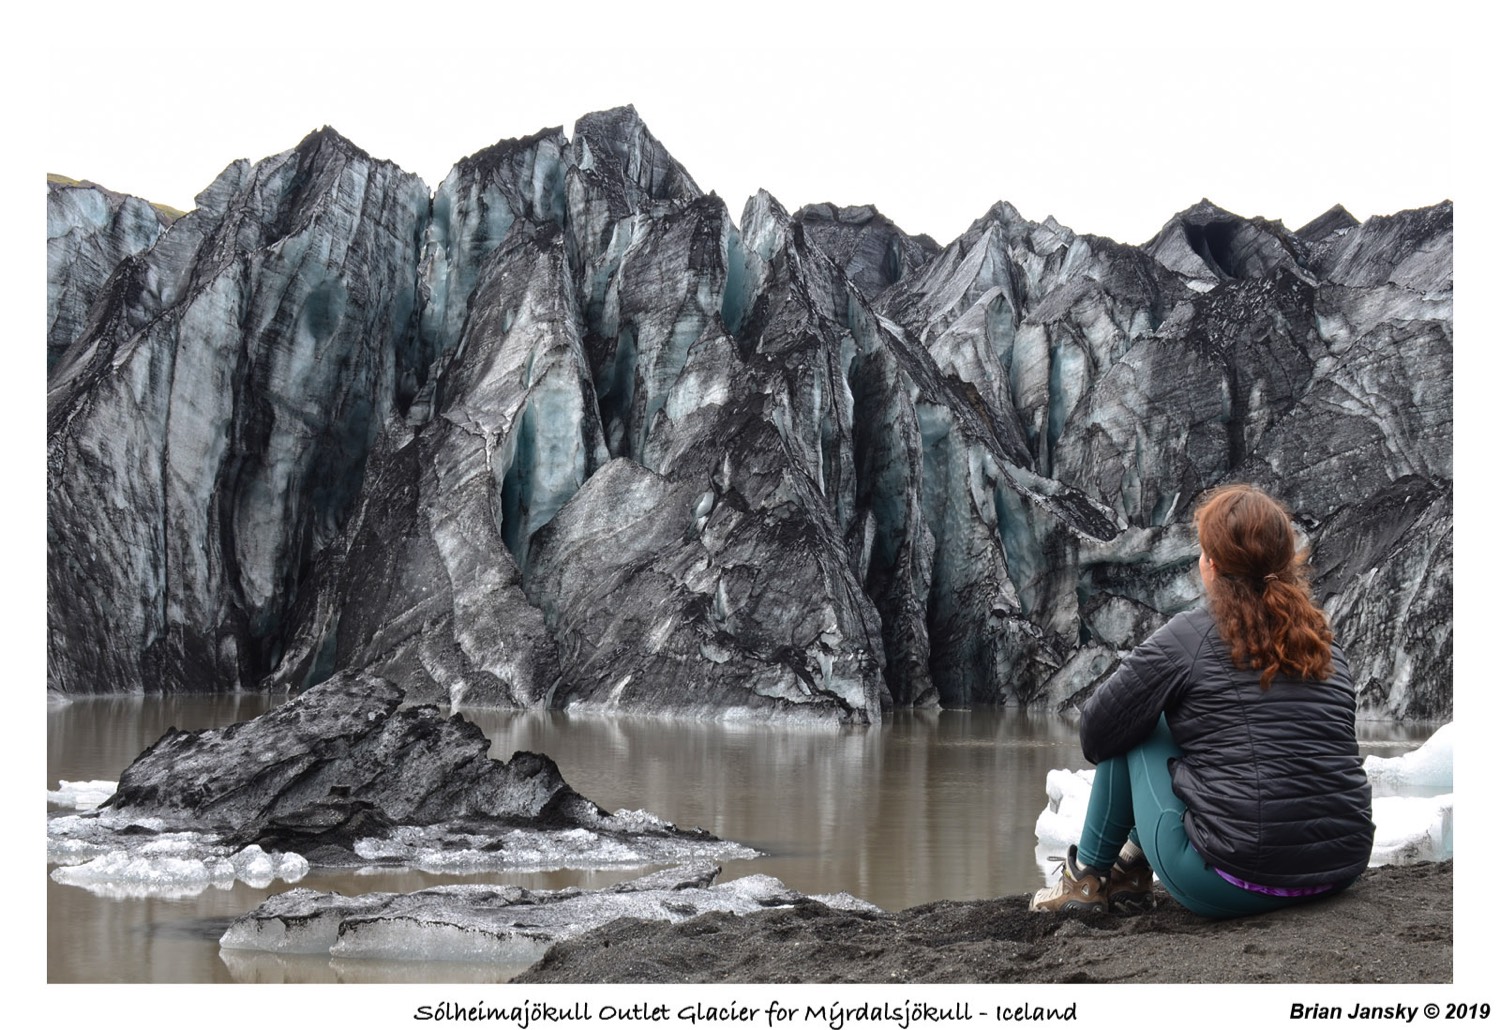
(1079, 613, 1197, 764)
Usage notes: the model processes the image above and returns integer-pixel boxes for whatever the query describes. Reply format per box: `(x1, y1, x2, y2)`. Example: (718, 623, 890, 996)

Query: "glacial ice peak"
(47, 105, 1453, 726)
(572, 104, 703, 203)
(292, 125, 380, 168)
(454, 126, 569, 177)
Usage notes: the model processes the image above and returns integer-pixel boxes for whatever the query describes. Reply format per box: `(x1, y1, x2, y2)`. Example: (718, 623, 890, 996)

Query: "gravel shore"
(515, 860, 1451, 984)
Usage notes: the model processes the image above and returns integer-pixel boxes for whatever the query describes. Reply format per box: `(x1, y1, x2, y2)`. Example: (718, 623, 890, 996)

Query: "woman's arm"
(1079, 612, 1198, 764)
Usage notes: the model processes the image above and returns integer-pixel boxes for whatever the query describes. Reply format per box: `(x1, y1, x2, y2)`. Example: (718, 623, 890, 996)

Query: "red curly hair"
(1195, 484, 1334, 689)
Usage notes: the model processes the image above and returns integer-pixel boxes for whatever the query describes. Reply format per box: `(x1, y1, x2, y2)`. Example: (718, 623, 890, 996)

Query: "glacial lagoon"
(46, 695, 1437, 983)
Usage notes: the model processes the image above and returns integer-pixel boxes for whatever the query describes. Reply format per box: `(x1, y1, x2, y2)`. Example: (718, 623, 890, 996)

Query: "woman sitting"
(1031, 483, 1375, 918)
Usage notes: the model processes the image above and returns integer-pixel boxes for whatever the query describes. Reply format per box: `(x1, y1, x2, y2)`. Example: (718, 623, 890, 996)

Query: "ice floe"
(47, 779, 118, 810)
(218, 862, 878, 965)
(47, 794, 310, 900)
(1364, 723, 1453, 794)
(47, 778, 756, 899)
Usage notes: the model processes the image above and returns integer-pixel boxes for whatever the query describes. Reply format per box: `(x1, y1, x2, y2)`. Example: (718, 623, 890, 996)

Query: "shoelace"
(1050, 851, 1149, 874)
(1045, 854, 1102, 883)
(1044, 853, 1122, 884)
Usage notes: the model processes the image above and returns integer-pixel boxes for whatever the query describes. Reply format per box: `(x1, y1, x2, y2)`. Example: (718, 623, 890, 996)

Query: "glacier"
(46, 175, 176, 373)
(47, 106, 1452, 723)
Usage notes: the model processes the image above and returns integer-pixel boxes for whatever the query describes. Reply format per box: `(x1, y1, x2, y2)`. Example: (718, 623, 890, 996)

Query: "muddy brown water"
(46, 695, 1435, 983)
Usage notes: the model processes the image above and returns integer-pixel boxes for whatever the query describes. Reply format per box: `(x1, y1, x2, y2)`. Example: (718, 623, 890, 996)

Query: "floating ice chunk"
(601, 808, 671, 833)
(218, 888, 392, 955)
(47, 818, 203, 864)
(49, 769, 754, 899)
(49, 841, 309, 900)
(348, 820, 757, 873)
(280, 853, 309, 881)
(47, 836, 107, 863)
(231, 845, 305, 888)
(1370, 794, 1453, 866)
(331, 915, 552, 965)
(1033, 767, 1094, 855)
(222, 862, 880, 962)
(1364, 723, 1453, 794)
(807, 890, 883, 913)
(48, 811, 309, 899)
(50, 851, 234, 900)
(709, 873, 805, 906)
(47, 779, 118, 810)
(233, 845, 272, 880)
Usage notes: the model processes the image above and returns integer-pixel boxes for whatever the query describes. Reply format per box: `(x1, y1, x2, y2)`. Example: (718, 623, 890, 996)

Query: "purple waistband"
(1214, 868, 1336, 897)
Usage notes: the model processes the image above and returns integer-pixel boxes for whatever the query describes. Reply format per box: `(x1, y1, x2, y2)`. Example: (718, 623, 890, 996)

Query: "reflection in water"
(47, 695, 1437, 983)
(468, 708, 1095, 913)
(218, 949, 538, 985)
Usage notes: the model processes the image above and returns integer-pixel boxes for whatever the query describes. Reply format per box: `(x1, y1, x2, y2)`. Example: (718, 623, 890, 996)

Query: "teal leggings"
(1076, 716, 1329, 918)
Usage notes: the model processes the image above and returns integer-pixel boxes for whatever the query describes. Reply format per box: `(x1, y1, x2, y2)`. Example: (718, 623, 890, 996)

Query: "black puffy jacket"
(1079, 606, 1374, 888)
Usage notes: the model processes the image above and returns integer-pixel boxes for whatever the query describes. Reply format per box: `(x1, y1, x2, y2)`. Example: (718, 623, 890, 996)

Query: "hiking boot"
(1030, 845, 1109, 913)
(1108, 838, 1155, 914)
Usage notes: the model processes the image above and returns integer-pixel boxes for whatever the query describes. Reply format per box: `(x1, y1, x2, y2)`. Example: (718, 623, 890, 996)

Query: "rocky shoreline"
(515, 860, 1452, 984)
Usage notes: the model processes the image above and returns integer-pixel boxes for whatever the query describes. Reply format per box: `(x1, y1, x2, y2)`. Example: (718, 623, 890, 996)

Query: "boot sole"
(1031, 898, 1108, 914)
(1108, 891, 1154, 914)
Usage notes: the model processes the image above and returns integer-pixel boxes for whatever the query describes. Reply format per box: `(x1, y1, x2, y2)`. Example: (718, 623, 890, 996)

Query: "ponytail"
(1195, 485, 1334, 688)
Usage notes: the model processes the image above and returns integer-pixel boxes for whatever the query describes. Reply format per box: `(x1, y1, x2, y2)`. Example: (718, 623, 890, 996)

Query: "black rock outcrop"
(47, 107, 1453, 721)
(97, 673, 611, 853)
(53, 673, 749, 879)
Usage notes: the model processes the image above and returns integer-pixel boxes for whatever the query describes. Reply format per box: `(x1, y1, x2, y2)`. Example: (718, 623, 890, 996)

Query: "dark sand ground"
(515, 860, 1451, 984)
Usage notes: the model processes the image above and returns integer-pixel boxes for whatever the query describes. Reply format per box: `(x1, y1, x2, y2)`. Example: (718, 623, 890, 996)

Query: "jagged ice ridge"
(47, 107, 1452, 723)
